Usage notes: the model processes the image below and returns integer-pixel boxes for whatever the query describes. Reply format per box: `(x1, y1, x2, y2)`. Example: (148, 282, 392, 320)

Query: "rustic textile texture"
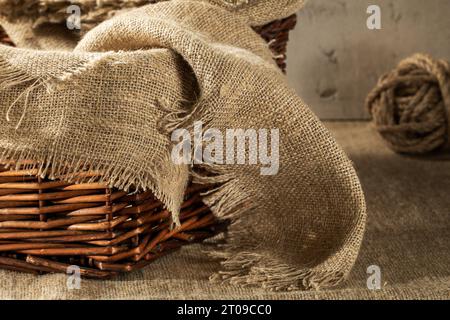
(0, 122, 447, 299)
(0, 0, 365, 290)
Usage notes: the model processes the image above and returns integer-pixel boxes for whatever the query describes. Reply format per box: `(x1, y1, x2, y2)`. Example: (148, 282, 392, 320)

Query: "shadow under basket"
(0, 14, 297, 278)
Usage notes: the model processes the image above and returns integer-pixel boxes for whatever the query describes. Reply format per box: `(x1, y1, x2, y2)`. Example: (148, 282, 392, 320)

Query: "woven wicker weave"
(0, 14, 297, 278)
(0, 161, 226, 278)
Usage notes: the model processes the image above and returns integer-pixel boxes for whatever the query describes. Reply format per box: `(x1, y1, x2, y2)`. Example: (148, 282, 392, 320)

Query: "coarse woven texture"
(0, 0, 365, 290)
(367, 53, 450, 154)
(0, 0, 305, 30)
(0, 122, 447, 300)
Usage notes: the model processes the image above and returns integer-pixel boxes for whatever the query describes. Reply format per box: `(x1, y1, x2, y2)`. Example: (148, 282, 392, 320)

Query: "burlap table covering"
(0, 0, 366, 291)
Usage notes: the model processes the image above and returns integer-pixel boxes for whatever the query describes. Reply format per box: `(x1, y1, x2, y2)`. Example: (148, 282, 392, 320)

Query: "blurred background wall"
(287, 0, 450, 120)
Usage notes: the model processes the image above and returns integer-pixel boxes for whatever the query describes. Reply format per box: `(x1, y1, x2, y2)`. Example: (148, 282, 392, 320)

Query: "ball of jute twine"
(366, 53, 450, 154)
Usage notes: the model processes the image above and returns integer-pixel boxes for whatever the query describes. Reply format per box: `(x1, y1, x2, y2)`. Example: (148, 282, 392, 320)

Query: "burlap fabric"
(0, 0, 366, 291)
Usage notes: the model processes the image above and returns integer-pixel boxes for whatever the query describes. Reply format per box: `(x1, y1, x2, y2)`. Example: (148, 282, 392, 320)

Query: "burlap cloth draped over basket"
(0, 0, 366, 291)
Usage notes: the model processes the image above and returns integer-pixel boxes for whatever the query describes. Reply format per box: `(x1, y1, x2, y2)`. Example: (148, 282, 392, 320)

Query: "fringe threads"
(0, 51, 186, 226)
(195, 168, 348, 291)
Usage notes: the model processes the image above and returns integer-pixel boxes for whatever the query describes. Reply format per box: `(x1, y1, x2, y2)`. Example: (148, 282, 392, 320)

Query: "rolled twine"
(366, 53, 450, 154)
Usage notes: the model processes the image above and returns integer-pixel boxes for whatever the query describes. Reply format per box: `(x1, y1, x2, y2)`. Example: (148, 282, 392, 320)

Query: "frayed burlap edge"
(193, 168, 355, 291)
(0, 53, 188, 226)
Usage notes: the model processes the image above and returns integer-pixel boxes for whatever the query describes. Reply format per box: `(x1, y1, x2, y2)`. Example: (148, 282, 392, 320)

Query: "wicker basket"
(0, 14, 297, 278)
